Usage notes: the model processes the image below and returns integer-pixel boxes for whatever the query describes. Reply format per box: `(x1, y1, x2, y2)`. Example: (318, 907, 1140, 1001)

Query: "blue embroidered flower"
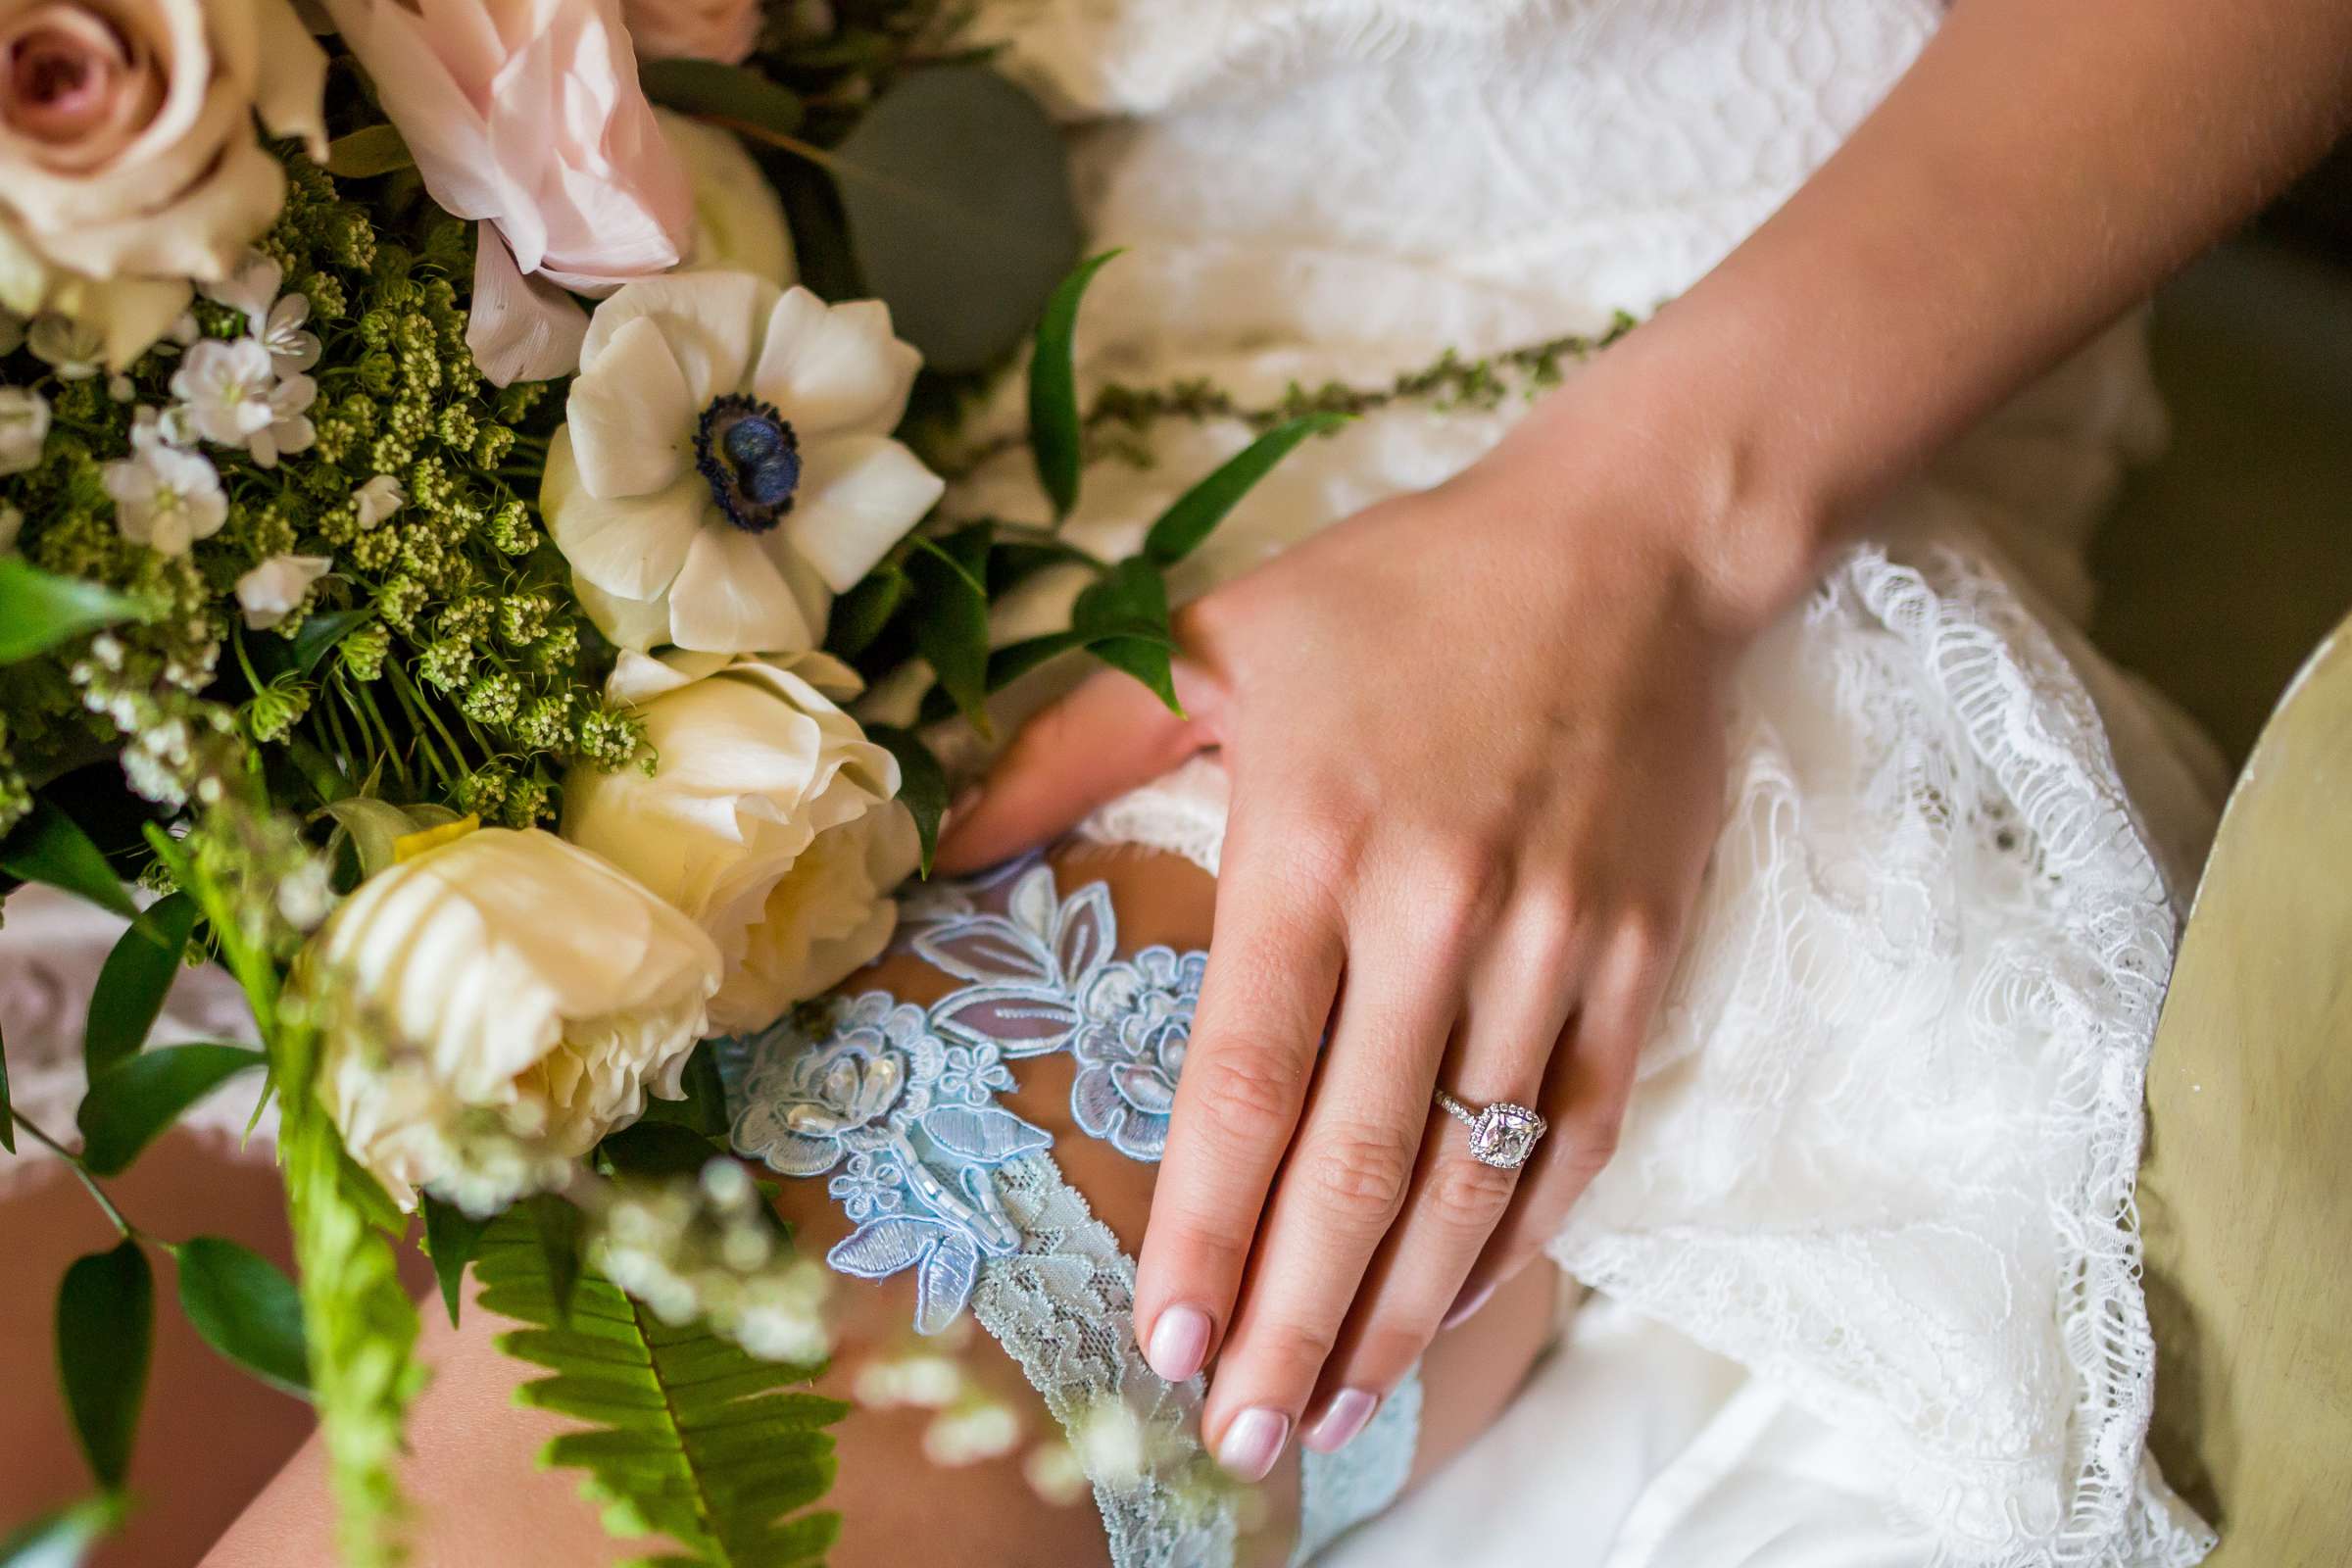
(829, 1151, 906, 1222)
(1069, 946, 1205, 1162)
(938, 1041, 1015, 1104)
(731, 993, 942, 1178)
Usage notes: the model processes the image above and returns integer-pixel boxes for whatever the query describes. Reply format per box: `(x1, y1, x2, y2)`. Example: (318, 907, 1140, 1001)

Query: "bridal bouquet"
(0, 3, 1331, 1561)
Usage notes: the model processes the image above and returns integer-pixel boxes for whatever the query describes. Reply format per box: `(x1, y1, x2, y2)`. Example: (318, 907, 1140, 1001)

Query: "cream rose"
(313, 825, 723, 1212)
(563, 650, 917, 1034)
(0, 0, 327, 368)
(658, 109, 793, 288)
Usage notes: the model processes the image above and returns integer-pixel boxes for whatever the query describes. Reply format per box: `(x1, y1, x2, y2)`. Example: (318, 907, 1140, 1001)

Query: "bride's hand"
(934, 373, 1814, 1478)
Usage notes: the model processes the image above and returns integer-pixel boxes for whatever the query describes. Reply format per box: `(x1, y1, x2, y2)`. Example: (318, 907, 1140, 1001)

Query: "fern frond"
(474, 1218, 847, 1568)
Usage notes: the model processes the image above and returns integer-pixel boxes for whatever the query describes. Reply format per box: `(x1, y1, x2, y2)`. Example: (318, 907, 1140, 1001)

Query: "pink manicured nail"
(1442, 1280, 1496, 1330)
(1301, 1389, 1378, 1454)
(1145, 1305, 1212, 1382)
(1217, 1407, 1291, 1481)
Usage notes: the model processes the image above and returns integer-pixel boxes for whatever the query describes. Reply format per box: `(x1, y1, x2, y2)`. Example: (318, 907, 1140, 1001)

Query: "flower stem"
(10, 1112, 135, 1239)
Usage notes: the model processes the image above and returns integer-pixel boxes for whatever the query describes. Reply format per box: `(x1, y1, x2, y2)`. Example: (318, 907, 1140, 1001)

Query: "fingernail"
(1145, 1305, 1212, 1383)
(1301, 1389, 1379, 1454)
(1442, 1280, 1496, 1330)
(1217, 1407, 1291, 1482)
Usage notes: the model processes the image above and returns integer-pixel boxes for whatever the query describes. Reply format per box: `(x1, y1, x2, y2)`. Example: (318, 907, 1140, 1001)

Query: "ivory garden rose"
(0, 0, 327, 367)
(563, 650, 917, 1034)
(313, 825, 723, 1212)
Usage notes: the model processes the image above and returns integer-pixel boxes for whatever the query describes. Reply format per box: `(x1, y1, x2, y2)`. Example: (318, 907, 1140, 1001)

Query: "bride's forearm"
(1519, 0, 2352, 632)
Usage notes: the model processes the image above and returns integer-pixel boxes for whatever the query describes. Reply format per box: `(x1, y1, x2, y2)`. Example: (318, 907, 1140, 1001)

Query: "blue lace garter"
(729, 858, 1421, 1567)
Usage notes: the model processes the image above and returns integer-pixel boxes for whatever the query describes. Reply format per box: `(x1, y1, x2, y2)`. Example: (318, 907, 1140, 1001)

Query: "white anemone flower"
(105, 414, 227, 557)
(542, 272, 945, 655)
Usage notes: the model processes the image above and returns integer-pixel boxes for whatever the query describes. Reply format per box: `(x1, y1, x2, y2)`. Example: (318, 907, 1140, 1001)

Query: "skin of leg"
(0, 1129, 431, 1568)
(201, 844, 1559, 1567)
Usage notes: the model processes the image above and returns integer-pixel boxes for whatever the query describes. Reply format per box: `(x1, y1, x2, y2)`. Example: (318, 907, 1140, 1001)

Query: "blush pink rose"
(323, 0, 694, 382)
(622, 0, 760, 66)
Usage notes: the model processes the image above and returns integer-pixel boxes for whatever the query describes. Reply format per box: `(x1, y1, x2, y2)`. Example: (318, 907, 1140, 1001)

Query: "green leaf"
(906, 527, 994, 734)
(0, 1494, 128, 1568)
(864, 726, 949, 876)
(475, 1216, 845, 1568)
(174, 1236, 310, 1398)
(823, 562, 910, 662)
(75, 1043, 267, 1177)
(1143, 412, 1352, 566)
(521, 1193, 585, 1327)
(641, 58, 804, 138)
(82, 893, 198, 1080)
(637, 1042, 730, 1139)
(0, 559, 139, 665)
(0, 800, 137, 920)
(827, 66, 1082, 373)
(420, 1195, 494, 1328)
(317, 797, 432, 880)
(288, 609, 375, 678)
(1074, 558, 1181, 713)
(56, 1239, 153, 1489)
(322, 123, 414, 178)
(1029, 250, 1123, 519)
(601, 1121, 728, 1180)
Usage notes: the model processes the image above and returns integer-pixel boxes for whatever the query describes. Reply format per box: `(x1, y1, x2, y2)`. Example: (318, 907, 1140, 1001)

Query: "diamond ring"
(1433, 1090, 1547, 1170)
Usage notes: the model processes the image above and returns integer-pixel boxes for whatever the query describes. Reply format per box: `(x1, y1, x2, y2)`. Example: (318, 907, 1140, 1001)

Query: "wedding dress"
(0, 2, 2226, 1564)
(925, 1, 2226, 1564)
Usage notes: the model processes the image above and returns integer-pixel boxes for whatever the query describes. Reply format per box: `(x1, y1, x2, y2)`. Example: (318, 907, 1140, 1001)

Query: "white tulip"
(658, 111, 796, 289)
(564, 650, 916, 1033)
(312, 826, 723, 1213)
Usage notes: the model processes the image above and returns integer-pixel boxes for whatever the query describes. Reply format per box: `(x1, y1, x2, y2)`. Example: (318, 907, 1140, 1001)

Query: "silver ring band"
(1433, 1090, 1547, 1170)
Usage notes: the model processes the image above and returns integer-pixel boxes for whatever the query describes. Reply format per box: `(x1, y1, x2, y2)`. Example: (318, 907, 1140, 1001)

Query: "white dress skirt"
(0, 2, 2223, 1564)
(930, 2, 2227, 1564)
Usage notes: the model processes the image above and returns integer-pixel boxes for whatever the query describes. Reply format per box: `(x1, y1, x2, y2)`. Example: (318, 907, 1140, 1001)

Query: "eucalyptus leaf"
(0, 559, 138, 665)
(641, 58, 804, 137)
(174, 1236, 310, 1398)
(82, 893, 198, 1080)
(826, 67, 1081, 372)
(867, 725, 949, 876)
(906, 528, 994, 733)
(1143, 412, 1352, 565)
(0, 802, 135, 920)
(323, 123, 413, 178)
(76, 1044, 268, 1176)
(1029, 251, 1123, 519)
(420, 1195, 493, 1328)
(0, 1494, 127, 1568)
(57, 1239, 152, 1489)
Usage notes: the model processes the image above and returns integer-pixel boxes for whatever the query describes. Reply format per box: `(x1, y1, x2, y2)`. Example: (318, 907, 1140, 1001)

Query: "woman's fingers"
(1451, 917, 1677, 1312)
(1131, 805, 1346, 1401)
(1197, 903, 1467, 1478)
(932, 666, 1211, 874)
(1298, 897, 1580, 1449)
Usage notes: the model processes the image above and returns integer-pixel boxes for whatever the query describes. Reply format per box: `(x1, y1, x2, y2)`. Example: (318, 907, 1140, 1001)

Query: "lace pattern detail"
(1294, 1371, 1423, 1565)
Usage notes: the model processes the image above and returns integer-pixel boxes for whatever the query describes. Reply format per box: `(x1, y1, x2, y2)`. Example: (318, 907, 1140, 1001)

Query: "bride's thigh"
(203, 843, 1558, 1567)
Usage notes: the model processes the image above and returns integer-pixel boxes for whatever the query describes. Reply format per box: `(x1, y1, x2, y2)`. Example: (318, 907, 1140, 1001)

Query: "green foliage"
(1143, 413, 1353, 566)
(0, 1494, 127, 1568)
(474, 1214, 847, 1568)
(323, 124, 415, 178)
(866, 724, 949, 874)
(75, 1044, 267, 1177)
(81, 892, 198, 1079)
(906, 527, 994, 732)
(1073, 557, 1181, 713)
(420, 1195, 494, 1328)
(173, 1236, 311, 1398)
(56, 1239, 152, 1490)
(1029, 251, 1123, 518)
(0, 559, 139, 665)
(0, 800, 136, 920)
(828, 67, 1082, 372)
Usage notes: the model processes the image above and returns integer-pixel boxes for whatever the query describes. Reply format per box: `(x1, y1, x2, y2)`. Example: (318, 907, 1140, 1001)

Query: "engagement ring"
(1433, 1091, 1547, 1169)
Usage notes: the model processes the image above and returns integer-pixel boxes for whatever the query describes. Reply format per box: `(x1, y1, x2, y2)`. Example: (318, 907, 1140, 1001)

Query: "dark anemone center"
(694, 394, 802, 534)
